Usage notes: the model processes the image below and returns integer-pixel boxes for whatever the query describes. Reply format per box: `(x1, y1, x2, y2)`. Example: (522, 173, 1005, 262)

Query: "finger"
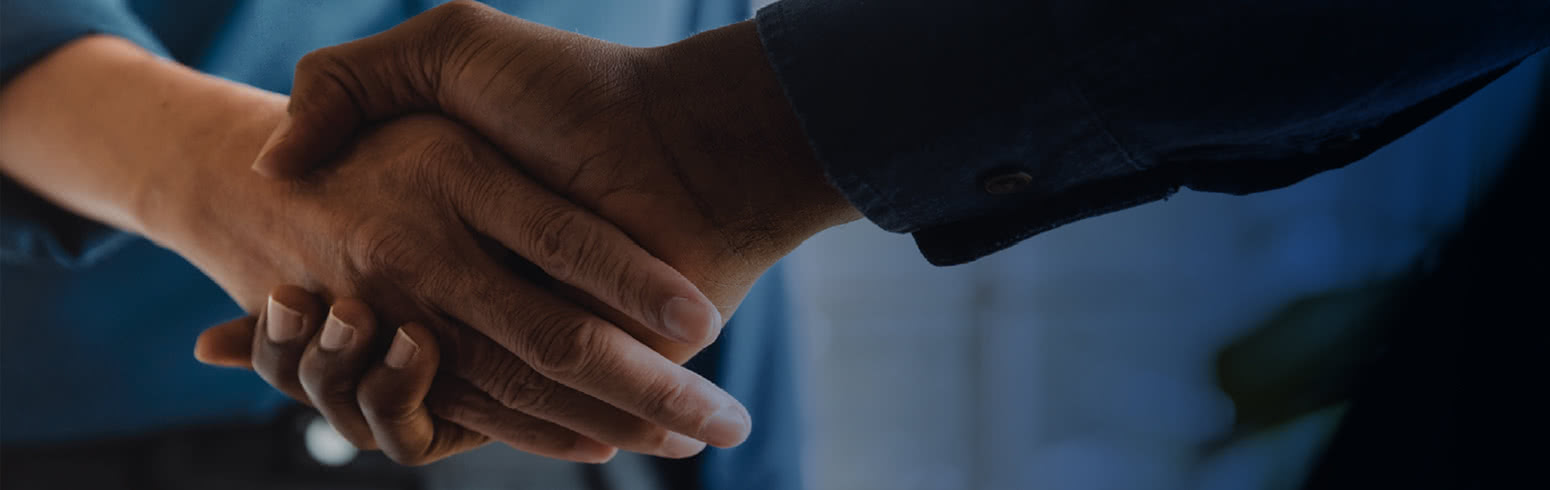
(455, 143, 722, 345)
(251, 1, 496, 178)
(442, 326, 707, 458)
(433, 261, 752, 448)
(194, 315, 258, 368)
(251, 285, 326, 404)
(330, 178, 713, 454)
(357, 324, 486, 465)
(298, 299, 381, 451)
(426, 376, 620, 464)
(252, 44, 419, 178)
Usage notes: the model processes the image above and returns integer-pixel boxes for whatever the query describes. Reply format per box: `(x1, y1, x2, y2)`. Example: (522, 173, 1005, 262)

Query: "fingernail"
(250, 117, 292, 177)
(699, 404, 751, 448)
(385, 329, 420, 369)
(662, 297, 720, 343)
(661, 432, 708, 459)
(318, 313, 356, 352)
(580, 445, 618, 465)
(266, 296, 304, 342)
(709, 304, 723, 335)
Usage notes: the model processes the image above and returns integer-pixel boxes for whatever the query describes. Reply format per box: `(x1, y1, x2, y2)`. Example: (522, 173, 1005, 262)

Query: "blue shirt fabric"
(756, 0, 1550, 265)
(0, 2, 802, 490)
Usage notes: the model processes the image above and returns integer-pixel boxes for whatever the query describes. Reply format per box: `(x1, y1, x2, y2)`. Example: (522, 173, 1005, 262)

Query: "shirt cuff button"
(982, 171, 1033, 195)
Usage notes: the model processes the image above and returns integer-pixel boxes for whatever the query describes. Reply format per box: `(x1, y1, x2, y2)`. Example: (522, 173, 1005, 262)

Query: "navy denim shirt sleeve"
(756, 0, 1550, 265)
(1, 0, 171, 266)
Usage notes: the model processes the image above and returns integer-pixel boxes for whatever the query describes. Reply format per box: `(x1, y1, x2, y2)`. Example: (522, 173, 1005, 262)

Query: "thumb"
(251, 40, 439, 179)
(194, 314, 259, 369)
(250, 2, 490, 178)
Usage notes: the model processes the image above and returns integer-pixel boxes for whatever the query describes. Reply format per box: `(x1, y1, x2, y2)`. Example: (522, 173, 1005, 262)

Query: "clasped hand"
(190, 0, 858, 466)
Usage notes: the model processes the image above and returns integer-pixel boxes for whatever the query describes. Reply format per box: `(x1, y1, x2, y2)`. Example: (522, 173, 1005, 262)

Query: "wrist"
(0, 35, 289, 247)
(134, 79, 288, 251)
(642, 21, 860, 255)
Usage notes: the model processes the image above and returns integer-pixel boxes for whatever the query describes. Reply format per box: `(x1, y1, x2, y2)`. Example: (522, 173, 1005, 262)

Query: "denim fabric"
(756, 0, 1550, 265)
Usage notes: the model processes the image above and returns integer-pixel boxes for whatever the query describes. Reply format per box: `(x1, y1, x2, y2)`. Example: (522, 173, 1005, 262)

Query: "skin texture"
(253, 2, 861, 304)
(0, 35, 765, 464)
(200, 285, 719, 465)
(201, 0, 864, 464)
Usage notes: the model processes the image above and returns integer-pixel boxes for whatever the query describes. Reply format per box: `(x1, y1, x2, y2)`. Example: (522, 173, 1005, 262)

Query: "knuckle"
(638, 427, 675, 454)
(293, 48, 344, 80)
(346, 219, 422, 280)
(425, 386, 481, 422)
(525, 205, 595, 282)
(358, 386, 419, 428)
(318, 383, 362, 409)
(483, 357, 559, 413)
(411, 131, 487, 202)
(459, 337, 563, 414)
(423, 0, 498, 44)
(598, 260, 667, 334)
(252, 353, 296, 389)
(291, 48, 364, 114)
(500, 371, 562, 414)
(300, 367, 360, 408)
(637, 377, 698, 426)
(609, 259, 654, 319)
(524, 314, 606, 378)
(296, 350, 330, 378)
(252, 362, 292, 392)
(450, 333, 504, 382)
(431, 0, 486, 19)
(296, 359, 329, 393)
(418, 0, 497, 72)
(424, 385, 564, 455)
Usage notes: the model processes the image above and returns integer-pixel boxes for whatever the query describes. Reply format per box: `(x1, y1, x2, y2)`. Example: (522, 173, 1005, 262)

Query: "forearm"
(0, 35, 284, 241)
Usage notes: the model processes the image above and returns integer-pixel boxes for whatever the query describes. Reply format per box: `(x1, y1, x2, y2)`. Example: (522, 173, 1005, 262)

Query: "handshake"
(181, 1, 859, 465)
